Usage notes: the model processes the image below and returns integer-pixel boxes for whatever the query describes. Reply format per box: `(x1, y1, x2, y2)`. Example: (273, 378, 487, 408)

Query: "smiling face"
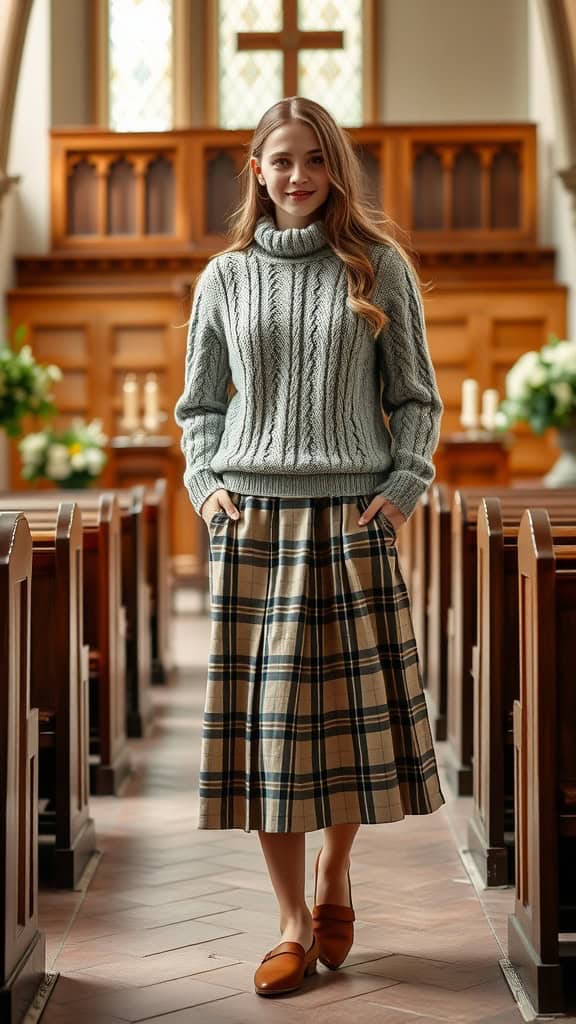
(251, 120, 331, 229)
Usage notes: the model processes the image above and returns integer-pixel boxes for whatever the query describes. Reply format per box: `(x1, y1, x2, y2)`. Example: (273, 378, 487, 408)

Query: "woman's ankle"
(279, 913, 314, 947)
(319, 847, 351, 875)
(280, 905, 311, 930)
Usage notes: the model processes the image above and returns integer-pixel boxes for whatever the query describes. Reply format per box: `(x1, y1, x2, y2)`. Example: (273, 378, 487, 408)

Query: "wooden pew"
(426, 484, 451, 739)
(16, 504, 97, 888)
(467, 496, 576, 886)
(410, 492, 429, 685)
(0, 494, 131, 795)
(118, 486, 153, 737)
(0, 513, 46, 1023)
(79, 496, 131, 792)
(445, 486, 576, 796)
(508, 509, 576, 1015)
(52, 487, 153, 738)
(143, 479, 171, 684)
(1, 489, 154, 740)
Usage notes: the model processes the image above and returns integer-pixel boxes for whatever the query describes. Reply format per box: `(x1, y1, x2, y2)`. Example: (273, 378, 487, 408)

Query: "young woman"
(175, 96, 445, 998)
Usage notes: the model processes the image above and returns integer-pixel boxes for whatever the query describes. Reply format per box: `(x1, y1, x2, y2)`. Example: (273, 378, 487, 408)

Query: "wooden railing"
(50, 123, 538, 252)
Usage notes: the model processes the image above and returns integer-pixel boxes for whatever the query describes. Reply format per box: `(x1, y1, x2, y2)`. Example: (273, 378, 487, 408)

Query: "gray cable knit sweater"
(174, 213, 443, 521)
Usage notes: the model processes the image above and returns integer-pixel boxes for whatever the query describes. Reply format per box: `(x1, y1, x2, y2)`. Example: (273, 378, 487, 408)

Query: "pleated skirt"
(200, 490, 445, 833)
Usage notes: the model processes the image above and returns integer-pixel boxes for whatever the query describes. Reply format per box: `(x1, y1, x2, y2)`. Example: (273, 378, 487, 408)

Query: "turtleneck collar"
(253, 213, 332, 260)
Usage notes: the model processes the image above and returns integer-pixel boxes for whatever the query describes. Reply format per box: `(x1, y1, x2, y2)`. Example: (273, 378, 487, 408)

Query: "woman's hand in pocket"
(358, 497, 406, 532)
(200, 489, 240, 526)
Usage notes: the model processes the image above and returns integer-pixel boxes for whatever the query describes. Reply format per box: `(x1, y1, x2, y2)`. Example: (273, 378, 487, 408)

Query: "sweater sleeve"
(174, 259, 231, 516)
(372, 247, 444, 520)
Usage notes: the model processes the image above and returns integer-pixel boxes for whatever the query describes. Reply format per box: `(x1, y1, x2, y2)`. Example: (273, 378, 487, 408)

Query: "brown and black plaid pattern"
(200, 491, 445, 833)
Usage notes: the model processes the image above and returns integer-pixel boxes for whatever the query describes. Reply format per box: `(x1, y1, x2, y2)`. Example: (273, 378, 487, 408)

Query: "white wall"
(379, 0, 530, 122)
(528, 0, 576, 336)
(6, 0, 51, 257)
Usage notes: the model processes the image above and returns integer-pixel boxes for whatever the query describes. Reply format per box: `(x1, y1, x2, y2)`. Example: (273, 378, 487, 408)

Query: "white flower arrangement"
(497, 335, 576, 435)
(0, 325, 62, 437)
(19, 418, 108, 487)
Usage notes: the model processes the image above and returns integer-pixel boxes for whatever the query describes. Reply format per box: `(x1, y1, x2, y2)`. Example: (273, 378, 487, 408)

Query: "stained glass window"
(218, 1, 365, 129)
(298, 0, 363, 126)
(109, 0, 173, 132)
(218, 1, 284, 130)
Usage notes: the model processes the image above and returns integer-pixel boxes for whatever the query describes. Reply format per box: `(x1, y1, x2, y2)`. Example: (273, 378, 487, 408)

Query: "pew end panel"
(0, 513, 46, 1023)
(122, 487, 154, 738)
(445, 489, 476, 796)
(468, 497, 515, 887)
(81, 495, 132, 795)
(28, 504, 97, 888)
(509, 509, 576, 1015)
(426, 484, 452, 741)
(145, 479, 172, 684)
(410, 493, 429, 685)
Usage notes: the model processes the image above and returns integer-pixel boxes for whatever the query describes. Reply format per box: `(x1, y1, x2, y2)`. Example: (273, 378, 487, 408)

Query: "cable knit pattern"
(174, 213, 443, 520)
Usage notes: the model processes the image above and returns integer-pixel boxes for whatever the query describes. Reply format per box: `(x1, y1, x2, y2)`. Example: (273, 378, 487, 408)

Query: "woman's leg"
(258, 830, 314, 948)
(315, 823, 361, 905)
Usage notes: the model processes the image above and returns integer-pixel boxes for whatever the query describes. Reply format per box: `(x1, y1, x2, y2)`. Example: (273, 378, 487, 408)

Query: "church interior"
(1, 0, 576, 1021)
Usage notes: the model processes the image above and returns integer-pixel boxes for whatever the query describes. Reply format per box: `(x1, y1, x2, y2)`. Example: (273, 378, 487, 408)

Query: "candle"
(460, 378, 479, 430)
(480, 388, 500, 431)
(143, 373, 160, 432)
(122, 373, 140, 432)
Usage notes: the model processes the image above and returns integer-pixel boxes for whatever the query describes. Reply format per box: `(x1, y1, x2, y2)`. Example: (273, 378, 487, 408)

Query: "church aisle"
(39, 604, 524, 1024)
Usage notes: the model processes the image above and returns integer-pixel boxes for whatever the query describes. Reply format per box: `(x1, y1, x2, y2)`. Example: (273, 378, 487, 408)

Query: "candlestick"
(460, 378, 479, 430)
(480, 388, 500, 431)
(121, 373, 140, 433)
(143, 372, 160, 433)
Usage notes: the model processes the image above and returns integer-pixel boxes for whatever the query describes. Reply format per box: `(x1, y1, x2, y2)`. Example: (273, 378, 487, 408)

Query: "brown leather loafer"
(311, 847, 355, 970)
(254, 936, 319, 996)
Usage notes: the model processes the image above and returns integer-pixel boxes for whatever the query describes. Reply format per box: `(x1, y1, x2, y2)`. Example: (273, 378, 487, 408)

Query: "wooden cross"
(236, 0, 344, 97)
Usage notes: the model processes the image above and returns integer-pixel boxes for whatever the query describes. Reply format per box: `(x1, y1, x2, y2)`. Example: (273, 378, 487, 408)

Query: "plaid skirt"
(201, 490, 445, 833)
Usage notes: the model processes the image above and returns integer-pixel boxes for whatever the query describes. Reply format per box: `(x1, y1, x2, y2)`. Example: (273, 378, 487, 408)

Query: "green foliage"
(0, 322, 62, 437)
(497, 333, 576, 435)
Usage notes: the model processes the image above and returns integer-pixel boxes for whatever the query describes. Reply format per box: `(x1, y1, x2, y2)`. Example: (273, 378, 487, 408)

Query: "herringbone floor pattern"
(38, 595, 532, 1023)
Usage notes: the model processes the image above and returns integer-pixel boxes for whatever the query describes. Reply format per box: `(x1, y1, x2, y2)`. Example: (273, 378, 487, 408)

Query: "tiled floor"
(39, 594, 528, 1024)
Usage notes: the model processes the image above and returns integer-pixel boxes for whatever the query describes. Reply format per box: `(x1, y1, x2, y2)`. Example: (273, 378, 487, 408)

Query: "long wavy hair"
(212, 96, 429, 339)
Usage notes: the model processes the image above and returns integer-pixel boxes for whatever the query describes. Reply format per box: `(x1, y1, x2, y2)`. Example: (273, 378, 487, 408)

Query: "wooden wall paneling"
(5, 275, 568, 565)
(146, 156, 175, 235)
(452, 147, 482, 230)
(49, 124, 539, 252)
(188, 135, 205, 243)
(51, 132, 190, 250)
(5, 289, 184, 554)
(51, 136, 68, 246)
(8, 120, 569, 572)
(394, 124, 537, 247)
(108, 158, 136, 235)
(422, 301, 473, 437)
(173, 139, 190, 243)
(200, 131, 247, 244)
(381, 130, 398, 227)
(423, 285, 568, 478)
